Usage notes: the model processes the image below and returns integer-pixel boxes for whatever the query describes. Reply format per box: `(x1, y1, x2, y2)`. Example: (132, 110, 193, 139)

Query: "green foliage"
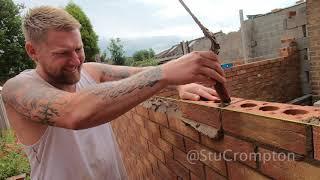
(125, 57, 158, 67)
(65, 2, 99, 62)
(131, 58, 158, 67)
(132, 48, 155, 62)
(0, 0, 34, 84)
(107, 38, 126, 65)
(0, 130, 30, 179)
(99, 50, 108, 63)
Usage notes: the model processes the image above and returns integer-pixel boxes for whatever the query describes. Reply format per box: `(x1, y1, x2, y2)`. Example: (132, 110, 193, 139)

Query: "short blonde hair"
(22, 6, 81, 43)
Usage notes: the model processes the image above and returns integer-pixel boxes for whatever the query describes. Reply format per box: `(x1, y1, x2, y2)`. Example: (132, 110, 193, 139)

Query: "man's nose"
(70, 51, 81, 65)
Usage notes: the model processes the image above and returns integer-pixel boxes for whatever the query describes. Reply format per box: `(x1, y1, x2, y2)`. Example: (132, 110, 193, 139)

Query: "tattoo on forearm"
(91, 67, 162, 100)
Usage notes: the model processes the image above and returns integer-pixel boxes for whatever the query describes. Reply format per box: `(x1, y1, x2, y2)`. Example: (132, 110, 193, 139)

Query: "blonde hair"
(22, 6, 81, 43)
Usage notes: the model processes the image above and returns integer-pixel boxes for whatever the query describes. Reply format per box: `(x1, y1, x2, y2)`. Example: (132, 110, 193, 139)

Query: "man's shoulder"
(2, 70, 46, 99)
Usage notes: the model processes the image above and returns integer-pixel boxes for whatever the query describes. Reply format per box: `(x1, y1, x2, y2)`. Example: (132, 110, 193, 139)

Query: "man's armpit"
(2, 79, 69, 126)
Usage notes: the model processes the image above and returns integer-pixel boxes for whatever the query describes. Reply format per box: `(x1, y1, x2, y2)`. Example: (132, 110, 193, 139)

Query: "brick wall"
(158, 49, 303, 103)
(111, 96, 320, 180)
(307, 0, 320, 101)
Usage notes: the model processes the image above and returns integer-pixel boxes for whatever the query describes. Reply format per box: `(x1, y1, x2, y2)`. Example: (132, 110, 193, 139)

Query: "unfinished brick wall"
(158, 51, 302, 103)
(111, 96, 320, 180)
(307, 0, 320, 101)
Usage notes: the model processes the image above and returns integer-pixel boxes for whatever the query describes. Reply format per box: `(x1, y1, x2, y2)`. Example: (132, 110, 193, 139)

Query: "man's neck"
(35, 68, 77, 93)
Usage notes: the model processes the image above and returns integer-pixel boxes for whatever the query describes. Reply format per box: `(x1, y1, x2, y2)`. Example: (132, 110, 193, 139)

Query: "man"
(2, 6, 226, 180)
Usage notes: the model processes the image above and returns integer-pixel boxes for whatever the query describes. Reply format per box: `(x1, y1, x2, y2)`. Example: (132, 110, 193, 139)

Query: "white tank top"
(21, 69, 127, 180)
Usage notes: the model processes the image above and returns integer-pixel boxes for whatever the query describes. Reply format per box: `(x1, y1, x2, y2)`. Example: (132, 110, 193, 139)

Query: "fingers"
(199, 67, 226, 84)
(180, 91, 200, 101)
(200, 58, 225, 77)
(196, 88, 219, 101)
(198, 51, 220, 62)
(202, 86, 219, 97)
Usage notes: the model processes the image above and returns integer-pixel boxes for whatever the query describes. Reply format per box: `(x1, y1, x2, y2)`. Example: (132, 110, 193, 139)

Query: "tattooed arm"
(3, 51, 226, 130)
(84, 62, 152, 82)
(2, 67, 166, 130)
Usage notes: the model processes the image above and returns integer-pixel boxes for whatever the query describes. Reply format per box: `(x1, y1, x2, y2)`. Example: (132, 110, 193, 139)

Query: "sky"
(13, 0, 297, 55)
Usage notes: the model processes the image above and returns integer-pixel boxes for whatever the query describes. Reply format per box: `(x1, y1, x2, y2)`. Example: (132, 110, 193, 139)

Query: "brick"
(133, 114, 145, 127)
(313, 126, 320, 160)
(158, 138, 174, 159)
(259, 147, 320, 179)
(148, 141, 165, 163)
(222, 110, 309, 155)
(145, 119, 161, 138)
(227, 161, 270, 180)
(178, 102, 220, 128)
(165, 157, 190, 179)
(136, 105, 149, 119)
(190, 172, 202, 180)
(173, 147, 206, 179)
(146, 152, 159, 170)
(149, 111, 169, 127)
(201, 134, 256, 168)
(168, 115, 200, 142)
(157, 160, 177, 179)
(205, 166, 227, 180)
(160, 126, 185, 151)
(185, 138, 227, 176)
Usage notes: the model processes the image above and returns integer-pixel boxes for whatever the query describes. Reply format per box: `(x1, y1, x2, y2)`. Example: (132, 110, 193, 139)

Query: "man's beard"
(48, 66, 82, 85)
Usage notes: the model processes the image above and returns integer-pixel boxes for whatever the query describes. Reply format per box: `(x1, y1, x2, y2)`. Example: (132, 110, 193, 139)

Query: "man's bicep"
(2, 78, 72, 127)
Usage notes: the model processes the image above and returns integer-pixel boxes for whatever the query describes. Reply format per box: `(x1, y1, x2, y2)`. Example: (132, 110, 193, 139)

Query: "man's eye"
(75, 48, 81, 52)
(57, 52, 68, 55)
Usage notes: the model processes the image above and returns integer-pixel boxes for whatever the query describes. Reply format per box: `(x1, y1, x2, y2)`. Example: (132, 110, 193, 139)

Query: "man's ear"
(25, 42, 38, 62)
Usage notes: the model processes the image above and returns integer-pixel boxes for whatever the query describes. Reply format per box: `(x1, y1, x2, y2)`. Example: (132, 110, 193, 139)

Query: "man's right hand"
(161, 51, 226, 86)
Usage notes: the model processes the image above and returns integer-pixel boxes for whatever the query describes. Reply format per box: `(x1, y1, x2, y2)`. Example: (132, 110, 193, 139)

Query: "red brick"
(201, 134, 256, 168)
(173, 147, 205, 179)
(168, 115, 200, 142)
(139, 127, 151, 140)
(133, 114, 145, 127)
(146, 152, 158, 170)
(205, 166, 227, 180)
(149, 111, 169, 127)
(158, 138, 173, 159)
(157, 160, 177, 179)
(313, 126, 320, 160)
(165, 157, 190, 179)
(259, 147, 320, 179)
(190, 172, 202, 180)
(145, 119, 161, 138)
(222, 110, 309, 155)
(148, 141, 165, 163)
(160, 127, 185, 151)
(136, 105, 149, 119)
(178, 102, 221, 128)
(227, 161, 270, 180)
(185, 138, 227, 176)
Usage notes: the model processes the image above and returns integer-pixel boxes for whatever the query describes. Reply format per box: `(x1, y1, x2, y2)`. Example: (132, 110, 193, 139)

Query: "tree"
(132, 48, 155, 62)
(99, 50, 109, 63)
(107, 38, 126, 65)
(65, 2, 99, 62)
(0, 0, 34, 84)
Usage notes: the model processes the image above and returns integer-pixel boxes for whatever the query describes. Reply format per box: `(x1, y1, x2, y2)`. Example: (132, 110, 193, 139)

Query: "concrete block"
(286, 18, 298, 29)
(285, 26, 304, 38)
(296, 37, 309, 50)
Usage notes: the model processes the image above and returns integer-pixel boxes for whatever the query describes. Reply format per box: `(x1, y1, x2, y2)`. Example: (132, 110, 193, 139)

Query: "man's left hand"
(177, 83, 220, 101)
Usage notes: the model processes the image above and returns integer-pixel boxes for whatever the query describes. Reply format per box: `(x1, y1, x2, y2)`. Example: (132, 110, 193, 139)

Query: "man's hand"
(161, 51, 226, 86)
(177, 83, 220, 101)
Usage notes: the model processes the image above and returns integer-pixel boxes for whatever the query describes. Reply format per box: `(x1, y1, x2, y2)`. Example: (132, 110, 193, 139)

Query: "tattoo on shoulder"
(3, 80, 68, 126)
(91, 67, 162, 100)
